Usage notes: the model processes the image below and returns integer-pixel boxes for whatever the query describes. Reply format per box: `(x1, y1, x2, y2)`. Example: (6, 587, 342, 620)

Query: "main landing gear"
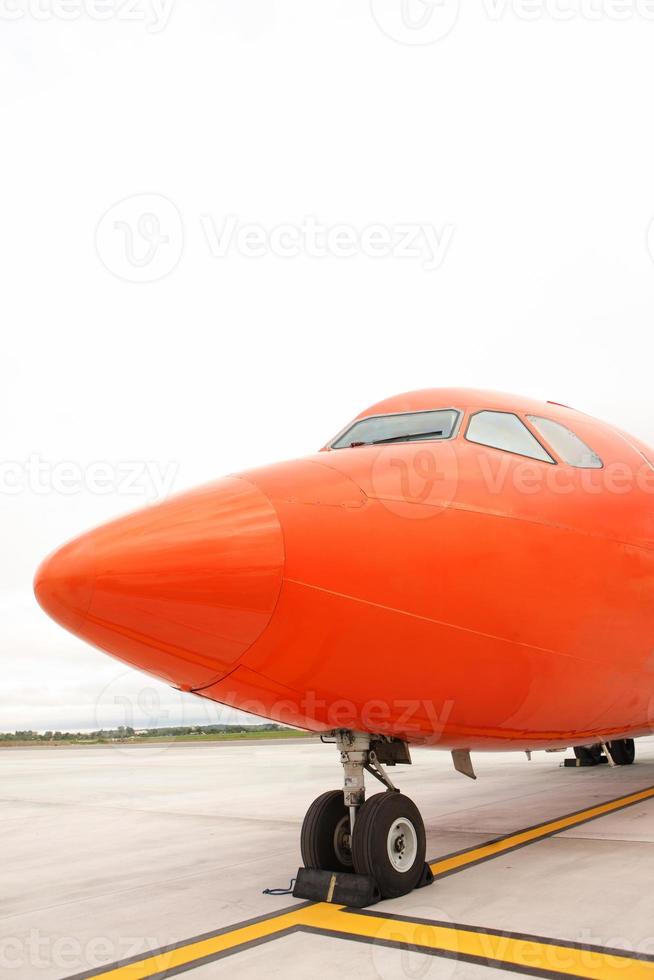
(572, 739, 636, 767)
(300, 731, 428, 900)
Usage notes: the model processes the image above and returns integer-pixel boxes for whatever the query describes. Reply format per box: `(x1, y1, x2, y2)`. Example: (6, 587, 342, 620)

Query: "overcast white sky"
(2, 0, 654, 731)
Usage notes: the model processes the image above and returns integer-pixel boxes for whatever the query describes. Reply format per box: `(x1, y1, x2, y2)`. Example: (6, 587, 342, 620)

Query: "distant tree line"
(0, 723, 293, 743)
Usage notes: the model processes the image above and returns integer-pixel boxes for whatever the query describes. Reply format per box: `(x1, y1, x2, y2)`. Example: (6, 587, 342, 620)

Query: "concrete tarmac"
(3, 738, 654, 979)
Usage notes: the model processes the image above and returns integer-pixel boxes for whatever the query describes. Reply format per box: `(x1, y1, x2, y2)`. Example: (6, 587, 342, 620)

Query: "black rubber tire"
(574, 744, 602, 765)
(351, 792, 426, 899)
(300, 790, 353, 873)
(607, 739, 636, 765)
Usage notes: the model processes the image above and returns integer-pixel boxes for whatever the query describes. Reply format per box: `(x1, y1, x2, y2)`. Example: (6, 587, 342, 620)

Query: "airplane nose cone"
(35, 537, 97, 635)
(34, 477, 285, 690)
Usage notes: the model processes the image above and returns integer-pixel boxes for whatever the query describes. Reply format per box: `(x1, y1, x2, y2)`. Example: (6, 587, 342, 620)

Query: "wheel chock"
(564, 756, 609, 767)
(416, 861, 435, 889)
(292, 862, 434, 907)
(293, 867, 382, 907)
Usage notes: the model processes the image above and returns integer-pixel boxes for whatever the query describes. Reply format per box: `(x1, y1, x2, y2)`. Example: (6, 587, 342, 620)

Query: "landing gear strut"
(300, 731, 427, 899)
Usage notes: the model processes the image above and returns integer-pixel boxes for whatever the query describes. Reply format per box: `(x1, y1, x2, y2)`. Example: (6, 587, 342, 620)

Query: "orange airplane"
(34, 388, 654, 898)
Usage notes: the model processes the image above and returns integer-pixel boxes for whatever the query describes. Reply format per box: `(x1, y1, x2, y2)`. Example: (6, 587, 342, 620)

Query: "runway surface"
(3, 738, 654, 979)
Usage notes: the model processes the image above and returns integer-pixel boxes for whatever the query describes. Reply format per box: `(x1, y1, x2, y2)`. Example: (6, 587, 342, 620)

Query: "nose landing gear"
(300, 731, 429, 900)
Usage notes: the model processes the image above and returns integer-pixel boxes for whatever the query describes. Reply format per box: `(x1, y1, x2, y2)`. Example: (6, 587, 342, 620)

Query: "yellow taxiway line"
(428, 783, 654, 879)
(69, 783, 654, 980)
(307, 905, 654, 980)
(71, 903, 654, 980)
(75, 906, 311, 980)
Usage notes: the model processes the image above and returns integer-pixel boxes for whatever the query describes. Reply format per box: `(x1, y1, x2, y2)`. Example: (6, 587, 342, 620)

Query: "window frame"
(328, 407, 464, 450)
(464, 409, 556, 465)
(525, 415, 604, 470)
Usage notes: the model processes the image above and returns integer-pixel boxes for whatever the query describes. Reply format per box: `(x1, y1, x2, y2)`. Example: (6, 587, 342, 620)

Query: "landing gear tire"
(607, 739, 635, 765)
(300, 790, 353, 873)
(352, 792, 426, 899)
(574, 744, 603, 765)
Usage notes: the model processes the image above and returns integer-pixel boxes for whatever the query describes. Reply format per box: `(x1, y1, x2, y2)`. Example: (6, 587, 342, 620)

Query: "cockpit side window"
(466, 411, 554, 463)
(526, 416, 603, 469)
(330, 409, 460, 449)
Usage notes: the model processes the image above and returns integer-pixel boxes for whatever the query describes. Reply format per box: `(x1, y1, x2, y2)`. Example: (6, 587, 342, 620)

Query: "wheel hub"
(333, 814, 353, 867)
(387, 817, 418, 872)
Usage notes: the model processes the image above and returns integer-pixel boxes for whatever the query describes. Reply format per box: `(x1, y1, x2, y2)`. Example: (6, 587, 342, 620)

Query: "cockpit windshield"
(330, 409, 460, 449)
